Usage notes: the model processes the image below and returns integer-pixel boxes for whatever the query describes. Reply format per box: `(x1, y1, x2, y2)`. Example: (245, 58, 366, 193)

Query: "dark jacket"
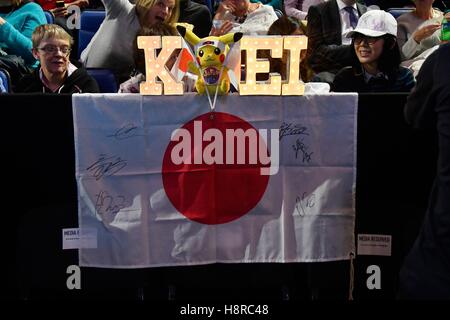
(15, 66, 99, 93)
(179, 0, 212, 38)
(332, 65, 415, 93)
(306, 0, 367, 74)
(399, 43, 450, 299)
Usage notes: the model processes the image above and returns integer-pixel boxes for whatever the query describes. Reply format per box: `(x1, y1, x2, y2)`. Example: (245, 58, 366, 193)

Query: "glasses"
(37, 45, 71, 55)
(353, 35, 383, 45)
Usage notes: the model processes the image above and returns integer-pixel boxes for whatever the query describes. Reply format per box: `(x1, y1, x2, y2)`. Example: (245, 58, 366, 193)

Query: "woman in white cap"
(332, 10, 415, 93)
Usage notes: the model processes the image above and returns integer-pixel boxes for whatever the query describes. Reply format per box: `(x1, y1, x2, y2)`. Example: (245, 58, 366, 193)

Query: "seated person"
(210, 0, 278, 36)
(16, 24, 99, 93)
(306, 0, 367, 83)
(332, 10, 415, 93)
(119, 23, 181, 93)
(397, 0, 448, 63)
(0, 0, 47, 87)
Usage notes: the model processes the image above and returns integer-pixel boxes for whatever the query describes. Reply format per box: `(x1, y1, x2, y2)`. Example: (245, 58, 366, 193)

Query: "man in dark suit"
(306, 0, 367, 82)
(398, 43, 450, 299)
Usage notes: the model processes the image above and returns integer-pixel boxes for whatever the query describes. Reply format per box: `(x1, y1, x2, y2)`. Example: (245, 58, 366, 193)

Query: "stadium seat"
(78, 10, 106, 59)
(0, 68, 11, 93)
(44, 10, 54, 24)
(86, 68, 118, 93)
(387, 7, 415, 19)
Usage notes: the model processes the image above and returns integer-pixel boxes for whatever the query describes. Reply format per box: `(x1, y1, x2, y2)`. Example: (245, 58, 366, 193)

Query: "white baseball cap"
(346, 10, 397, 38)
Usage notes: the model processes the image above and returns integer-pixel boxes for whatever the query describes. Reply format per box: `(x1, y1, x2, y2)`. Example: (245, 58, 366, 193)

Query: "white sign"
(357, 234, 392, 256)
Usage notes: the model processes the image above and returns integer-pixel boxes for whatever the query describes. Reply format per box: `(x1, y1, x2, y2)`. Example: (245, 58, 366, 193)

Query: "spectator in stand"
(81, 0, 180, 82)
(0, 0, 46, 88)
(250, 0, 282, 12)
(178, 0, 211, 38)
(306, 0, 367, 83)
(16, 24, 99, 93)
(210, 0, 278, 36)
(285, 0, 327, 21)
(332, 10, 415, 92)
(397, 0, 448, 63)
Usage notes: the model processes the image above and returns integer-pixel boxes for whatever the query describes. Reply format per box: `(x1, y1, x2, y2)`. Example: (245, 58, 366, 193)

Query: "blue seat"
(44, 10, 54, 24)
(78, 10, 106, 58)
(387, 7, 415, 19)
(86, 68, 118, 93)
(0, 68, 11, 93)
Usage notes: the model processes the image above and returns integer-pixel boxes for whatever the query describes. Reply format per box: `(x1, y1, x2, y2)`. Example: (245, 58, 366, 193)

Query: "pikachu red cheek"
(220, 54, 225, 64)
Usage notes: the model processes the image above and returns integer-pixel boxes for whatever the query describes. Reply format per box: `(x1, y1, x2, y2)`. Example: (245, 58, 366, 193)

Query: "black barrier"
(0, 93, 436, 300)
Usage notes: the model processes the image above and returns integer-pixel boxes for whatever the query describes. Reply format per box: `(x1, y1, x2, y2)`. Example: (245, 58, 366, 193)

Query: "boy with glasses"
(16, 24, 99, 93)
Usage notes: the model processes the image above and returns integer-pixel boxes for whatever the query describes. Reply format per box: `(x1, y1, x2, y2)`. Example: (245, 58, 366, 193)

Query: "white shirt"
(336, 0, 359, 45)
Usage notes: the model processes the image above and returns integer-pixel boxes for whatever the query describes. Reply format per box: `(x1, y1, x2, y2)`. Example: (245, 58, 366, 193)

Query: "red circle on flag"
(162, 112, 271, 225)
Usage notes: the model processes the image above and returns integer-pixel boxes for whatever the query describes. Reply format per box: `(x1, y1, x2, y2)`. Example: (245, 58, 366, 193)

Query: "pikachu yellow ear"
(218, 32, 243, 45)
(176, 25, 201, 46)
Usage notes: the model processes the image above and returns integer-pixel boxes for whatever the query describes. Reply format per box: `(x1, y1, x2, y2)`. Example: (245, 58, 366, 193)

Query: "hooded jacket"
(15, 66, 99, 93)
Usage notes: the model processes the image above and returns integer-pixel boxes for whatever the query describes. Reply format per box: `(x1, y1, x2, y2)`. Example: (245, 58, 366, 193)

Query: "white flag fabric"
(73, 93, 357, 268)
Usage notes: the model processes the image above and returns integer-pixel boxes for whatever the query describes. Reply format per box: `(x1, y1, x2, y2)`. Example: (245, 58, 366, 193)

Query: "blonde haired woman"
(81, 0, 179, 81)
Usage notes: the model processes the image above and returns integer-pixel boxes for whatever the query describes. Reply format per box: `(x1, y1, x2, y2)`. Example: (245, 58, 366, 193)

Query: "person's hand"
(214, 1, 236, 20)
(210, 20, 234, 36)
(445, 12, 450, 20)
(0, 16, 6, 26)
(50, 6, 68, 17)
(413, 23, 441, 43)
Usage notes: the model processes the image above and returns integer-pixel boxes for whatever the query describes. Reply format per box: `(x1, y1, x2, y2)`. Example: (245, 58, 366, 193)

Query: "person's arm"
(404, 49, 437, 129)
(306, 5, 353, 73)
(0, 4, 46, 64)
(401, 23, 441, 60)
(101, 0, 131, 18)
(285, 0, 307, 21)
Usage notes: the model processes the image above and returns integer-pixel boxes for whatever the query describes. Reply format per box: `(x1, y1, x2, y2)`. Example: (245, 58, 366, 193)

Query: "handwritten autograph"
(86, 154, 127, 180)
(295, 192, 316, 216)
(292, 138, 313, 163)
(279, 122, 309, 141)
(95, 190, 129, 216)
(107, 123, 142, 140)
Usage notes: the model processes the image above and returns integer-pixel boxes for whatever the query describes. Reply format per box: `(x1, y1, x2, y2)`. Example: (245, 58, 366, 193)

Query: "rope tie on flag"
(348, 252, 355, 300)
(201, 48, 235, 118)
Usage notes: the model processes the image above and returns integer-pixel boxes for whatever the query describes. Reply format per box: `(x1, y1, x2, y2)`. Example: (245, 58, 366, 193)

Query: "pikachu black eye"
(199, 50, 204, 57)
(214, 48, 221, 55)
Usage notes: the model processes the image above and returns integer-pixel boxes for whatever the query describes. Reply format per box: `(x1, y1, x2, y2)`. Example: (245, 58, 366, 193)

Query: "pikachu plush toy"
(177, 26, 243, 95)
